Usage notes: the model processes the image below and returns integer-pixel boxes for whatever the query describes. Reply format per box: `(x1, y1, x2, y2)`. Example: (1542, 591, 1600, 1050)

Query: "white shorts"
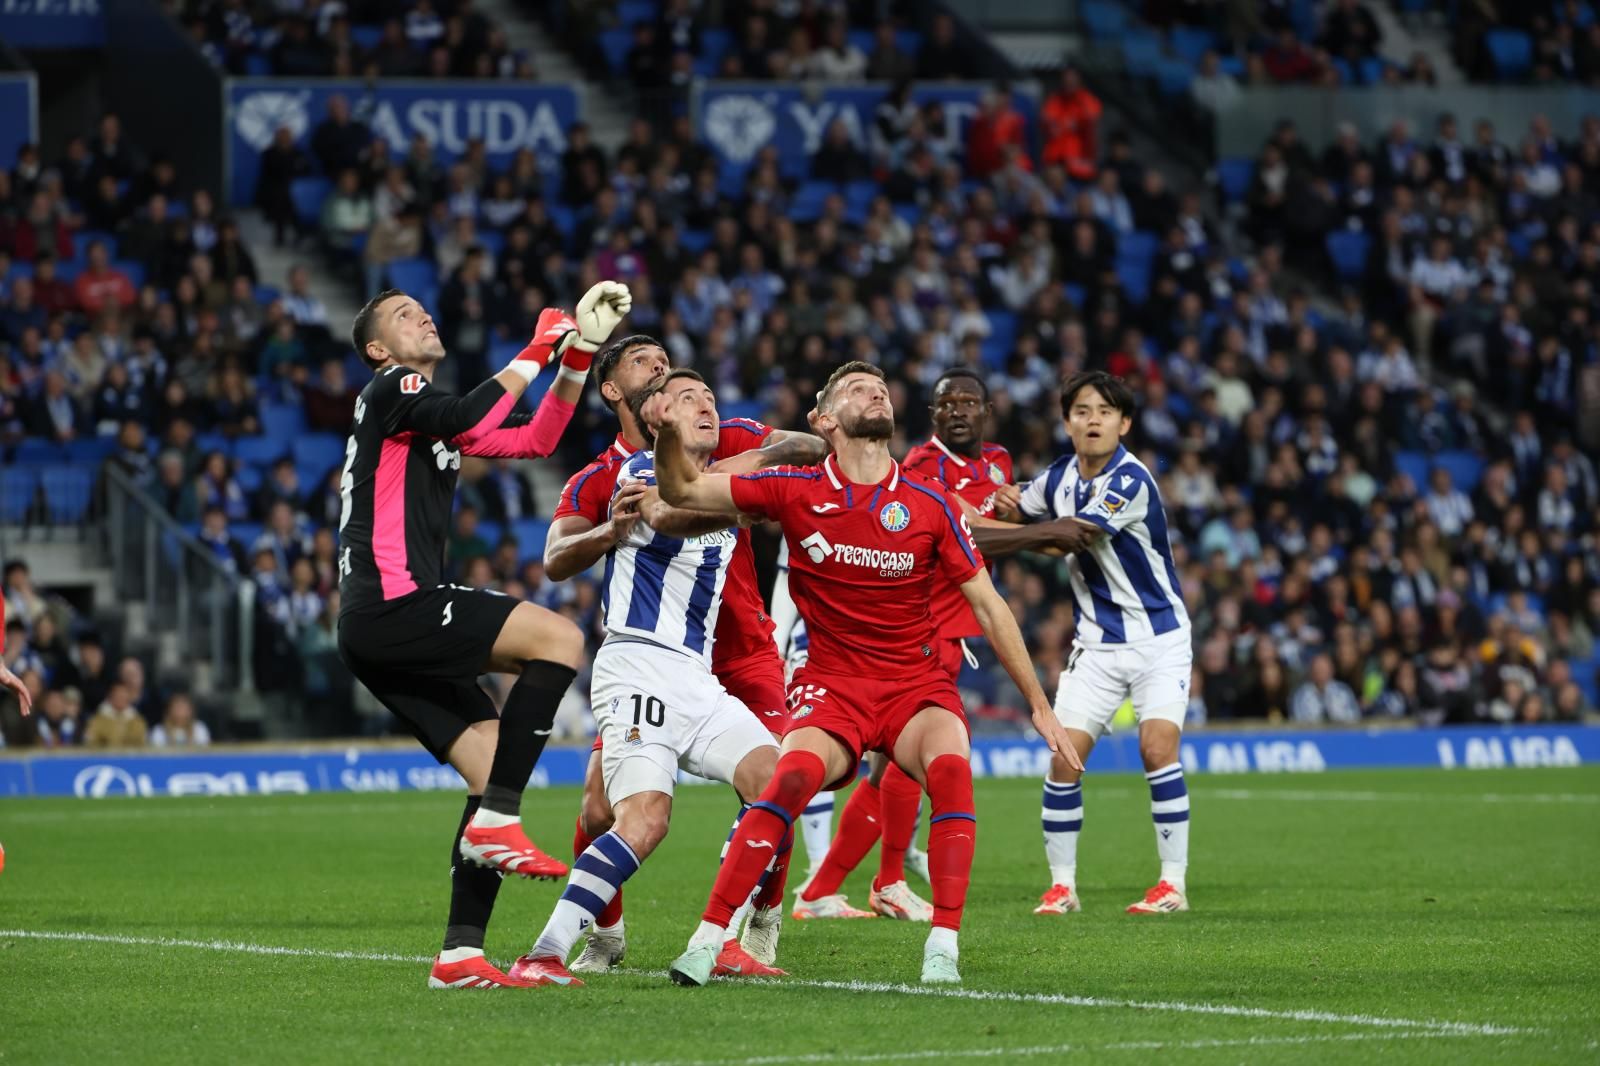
(1052, 629, 1193, 741)
(592, 638, 778, 805)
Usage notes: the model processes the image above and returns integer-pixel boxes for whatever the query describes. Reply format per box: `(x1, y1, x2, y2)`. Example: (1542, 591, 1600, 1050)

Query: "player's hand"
(526, 307, 580, 366)
(610, 481, 646, 542)
(572, 281, 633, 352)
(1031, 701, 1081, 770)
(992, 483, 1022, 520)
(0, 662, 32, 717)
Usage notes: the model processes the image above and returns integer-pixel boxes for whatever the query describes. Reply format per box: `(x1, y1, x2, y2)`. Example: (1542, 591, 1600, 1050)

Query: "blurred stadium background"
(1, 0, 1598, 795)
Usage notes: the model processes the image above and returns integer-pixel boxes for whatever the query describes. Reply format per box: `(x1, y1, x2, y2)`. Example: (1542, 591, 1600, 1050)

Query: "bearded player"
(793, 368, 1018, 922)
(654, 362, 1079, 986)
(543, 335, 825, 973)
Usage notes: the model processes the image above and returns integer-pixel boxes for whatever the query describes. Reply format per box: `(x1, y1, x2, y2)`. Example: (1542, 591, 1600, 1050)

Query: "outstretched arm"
(653, 420, 742, 515)
(960, 568, 1082, 769)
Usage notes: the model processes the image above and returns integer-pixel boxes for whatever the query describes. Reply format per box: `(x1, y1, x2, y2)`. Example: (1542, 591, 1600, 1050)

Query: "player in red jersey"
(654, 361, 1079, 986)
(796, 368, 1021, 923)
(543, 333, 826, 974)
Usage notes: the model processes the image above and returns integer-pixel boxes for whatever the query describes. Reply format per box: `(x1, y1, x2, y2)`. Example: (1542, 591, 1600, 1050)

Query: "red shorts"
(937, 637, 965, 684)
(589, 648, 788, 750)
(717, 647, 789, 736)
(786, 664, 968, 789)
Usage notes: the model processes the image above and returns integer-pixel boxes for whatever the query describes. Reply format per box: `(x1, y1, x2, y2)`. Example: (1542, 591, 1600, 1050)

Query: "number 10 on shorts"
(631, 694, 665, 727)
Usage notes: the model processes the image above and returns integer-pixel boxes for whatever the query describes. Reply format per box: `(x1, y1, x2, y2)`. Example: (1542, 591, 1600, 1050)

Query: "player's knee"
(539, 614, 585, 669)
(732, 746, 779, 804)
(614, 801, 670, 857)
(1139, 731, 1179, 770)
(1050, 753, 1084, 785)
(768, 754, 825, 812)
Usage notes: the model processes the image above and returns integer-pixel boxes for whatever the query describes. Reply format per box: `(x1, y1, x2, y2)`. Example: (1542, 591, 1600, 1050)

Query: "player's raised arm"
(960, 567, 1082, 769)
(653, 417, 741, 515)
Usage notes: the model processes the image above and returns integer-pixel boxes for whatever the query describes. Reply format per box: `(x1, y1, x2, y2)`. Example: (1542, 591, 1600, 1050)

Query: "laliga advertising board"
(694, 81, 1040, 174)
(224, 79, 582, 206)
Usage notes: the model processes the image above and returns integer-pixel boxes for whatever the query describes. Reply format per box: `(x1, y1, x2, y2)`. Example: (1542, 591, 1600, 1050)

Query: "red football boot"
(712, 938, 787, 978)
(427, 954, 539, 989)
(459, 821, 569, 880)
(507, 954, 585, 987)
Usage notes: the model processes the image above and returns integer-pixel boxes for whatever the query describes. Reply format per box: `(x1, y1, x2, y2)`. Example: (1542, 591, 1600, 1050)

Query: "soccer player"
(511, 369, 804, 986)
(543, 334, 826, 973)
(336, 280, 631, 989)
(653, 361, 1080, 985)
(1015, 371, 1194, 916)
(794, 368, 1015, 922)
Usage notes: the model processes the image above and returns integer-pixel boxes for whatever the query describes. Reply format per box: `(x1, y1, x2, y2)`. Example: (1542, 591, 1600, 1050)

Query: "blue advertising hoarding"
(224, 79, 583, 207)
(0, 75, 38, 174)
(2, 726, 1593, 799)
(0, 0, 105, 48)
(693, 81, 1040, 175)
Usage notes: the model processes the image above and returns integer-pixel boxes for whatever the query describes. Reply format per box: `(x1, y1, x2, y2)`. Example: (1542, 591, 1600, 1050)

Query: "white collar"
(823, 453, 899, 492)
(929, 434, 969, 468)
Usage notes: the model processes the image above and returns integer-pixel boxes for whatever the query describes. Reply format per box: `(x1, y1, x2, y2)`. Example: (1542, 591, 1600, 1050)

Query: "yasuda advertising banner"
(0, 75, 37, 173)
(0, 0, 105, 48)
(224, 78, 582, 206)
(694, 81, 1040, 175)
(2, 727, 1594, 799)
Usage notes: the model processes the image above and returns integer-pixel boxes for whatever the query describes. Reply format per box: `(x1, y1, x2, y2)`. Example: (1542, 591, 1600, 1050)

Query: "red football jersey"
(553, 420, 778, 669)
(729, 454, 984, 677)
(902, 436, 1014, 640)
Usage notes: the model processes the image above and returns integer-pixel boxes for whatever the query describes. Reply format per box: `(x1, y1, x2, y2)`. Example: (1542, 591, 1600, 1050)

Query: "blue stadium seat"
(113, 259, 146, 290)
(699, 27, 732, 69)
(385, 257, 439, 299)
(1485, 29, 1533, 79)
(844, 180, 879, 212)
(234, 464, 263, 493)
(847, 29, 876, 55)
(721, 400, 764, 421)
(4, 259, 32, 281)
(244, 52, 272, 76)
(986, 309, 1018, 354)
(896, 30, 921, 56)
(680, 228, 712, 254)
(1120, 31, 1163, 78)
(63, 436, 117, 464)
(1079, 0, 1129, 39)
(547, 205, 579, 238)
(616, 0, 657, 26)
(1436, 450, 1485, 493)
(1063, 282, 1085, 308)
(14, 439, 65, 462)
(350, 24, 383, 50)
(476, 229, 506, 260)
(254, 284, 281, 305)
(1218, 55, 1246, 78)
(292, 433, 346, 476)
(259, 402, 306, 439)
(234, 522, 264, 551)
(74, 230, 117, 261)
(599, 29, 633, 75)
(290, 177, 332, 227)
(1326, 231, 1371, 281)
(1216, 158, 1255, 204)
(1169, 26, 1216, 64)
(53, 260, 81, 284)
(1116, 255, 1152, 304)
(511, 518, 552, 560)
(1392, 450, 1430, 489)
(39, 464, 95, 524)
(1359, 57, 1385, 84)
(792, 181, 837, 222)
(234, 435, 291, 466)
(194, 431, 233, 457)
(1, 467, 38, 523)
(1155, 58, 1195, 96)
(1119, 230, 1159, 264)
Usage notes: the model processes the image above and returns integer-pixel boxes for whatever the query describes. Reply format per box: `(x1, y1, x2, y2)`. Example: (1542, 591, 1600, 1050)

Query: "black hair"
(629, 368, 706, 443)
(351, 288, 406, 369)
(933, 366, 989, 401)
(1059, 370, 1136, 421)
(594, 333, 664, 411)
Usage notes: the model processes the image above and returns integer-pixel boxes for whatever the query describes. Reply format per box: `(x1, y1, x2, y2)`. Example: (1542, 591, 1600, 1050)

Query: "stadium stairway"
(1371, 1, 1465, 85)
(236, 212, 364, 333)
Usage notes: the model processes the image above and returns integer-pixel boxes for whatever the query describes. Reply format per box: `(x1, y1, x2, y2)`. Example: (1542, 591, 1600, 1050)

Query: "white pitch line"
(0, 929, 1533, 1039)
(1201, 788, 1600, 805)
(562, 1030, 1506, 1066)
(0, 800, 453, 824)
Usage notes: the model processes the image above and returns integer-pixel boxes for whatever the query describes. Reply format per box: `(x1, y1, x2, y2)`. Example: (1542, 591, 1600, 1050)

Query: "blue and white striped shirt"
(1018, 444, 1190, 647)
(600, 450, 738, 665)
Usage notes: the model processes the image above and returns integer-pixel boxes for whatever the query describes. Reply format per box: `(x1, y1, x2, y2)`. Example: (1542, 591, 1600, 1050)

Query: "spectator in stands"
(868, 23, 915, 82)
(85, 679, 148, 747)
(918, 11, 973, 79)
(302, 358, 359, 433)
(1263, 27, 1326, 83)
(31, 686, 83, 747)
(1320, 0, 1383, 62)
(281, 265, 329, 329)
(310, 95, 370, 180)
(1291, 651, 1362, 723)
(150, 692, 211, 747)
(26, 371, 82, 444)
(74, 240, 137, 316)
(811, 18, 867, 81)
(811, 119, 870, 182)
(968, 86, 1030, 180)
(1042, 68, 1102, 181)
(320, 168, 374, 266)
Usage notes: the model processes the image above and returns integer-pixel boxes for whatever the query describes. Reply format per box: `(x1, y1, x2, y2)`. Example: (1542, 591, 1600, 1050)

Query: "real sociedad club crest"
(880, 501, 911, 532)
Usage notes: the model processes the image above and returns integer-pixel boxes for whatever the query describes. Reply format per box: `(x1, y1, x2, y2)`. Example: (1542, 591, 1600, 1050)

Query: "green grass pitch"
(2, 767, 1597, 1064)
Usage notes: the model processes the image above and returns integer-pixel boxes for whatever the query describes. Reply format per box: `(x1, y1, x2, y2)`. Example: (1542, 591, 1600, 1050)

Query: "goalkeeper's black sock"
(480, 660, 576, 818)
(443, 795, 501, 952)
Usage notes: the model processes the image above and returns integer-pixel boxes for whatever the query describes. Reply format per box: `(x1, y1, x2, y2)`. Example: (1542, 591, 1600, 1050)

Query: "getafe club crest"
(988, 462, 1005, 485)
(879, 501, 911, 532)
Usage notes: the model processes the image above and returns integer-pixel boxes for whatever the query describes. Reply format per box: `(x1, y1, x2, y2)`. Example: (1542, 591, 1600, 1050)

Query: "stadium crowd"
(2, 19, 1599, 746)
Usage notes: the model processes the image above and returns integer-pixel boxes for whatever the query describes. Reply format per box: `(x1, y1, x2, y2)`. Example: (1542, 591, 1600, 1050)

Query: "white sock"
(800, 790, 835, 868)
(594, 918, 624, 938)
(469, 807, 519, 829)
(728, 894, 755, 940)
(531, 832, 639, 961)
(438, 946, 483, 963)
(926, 926, 958, 957)
(1042, 778, 1082, 888)
(1147, 763, 1189, 892)
(688, 920, 725, 951)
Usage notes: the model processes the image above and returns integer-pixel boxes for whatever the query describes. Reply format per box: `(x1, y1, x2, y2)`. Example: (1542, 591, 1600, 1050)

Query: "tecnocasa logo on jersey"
(797, 531, 914, 577)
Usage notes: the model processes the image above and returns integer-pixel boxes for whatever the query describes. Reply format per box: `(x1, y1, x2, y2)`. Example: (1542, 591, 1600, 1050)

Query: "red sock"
(925, 754, 976, 932)
(701, 750, 825, 927)
(801, 777, 881, 901)
(575, 816, 623, 928)
(875, 762, 922, 889)
(752, 827, 794, 910)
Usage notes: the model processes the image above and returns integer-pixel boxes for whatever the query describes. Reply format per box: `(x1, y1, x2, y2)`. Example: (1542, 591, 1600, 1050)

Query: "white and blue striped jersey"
(600, 450, 739, 666)
(1018, 444, 1189, 647)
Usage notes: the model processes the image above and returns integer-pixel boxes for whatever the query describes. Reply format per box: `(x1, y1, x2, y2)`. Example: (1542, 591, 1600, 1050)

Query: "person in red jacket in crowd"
(73, 240, 136, 316)
(6, 191, 74, 262)
(1041, 67, 1103, 181)
(966, 85, 1031, 180)
(31, 255, 78, 317)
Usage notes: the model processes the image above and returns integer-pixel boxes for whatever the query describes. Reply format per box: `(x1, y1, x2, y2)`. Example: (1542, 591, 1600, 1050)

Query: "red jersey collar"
(823, 453, 900, 491)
